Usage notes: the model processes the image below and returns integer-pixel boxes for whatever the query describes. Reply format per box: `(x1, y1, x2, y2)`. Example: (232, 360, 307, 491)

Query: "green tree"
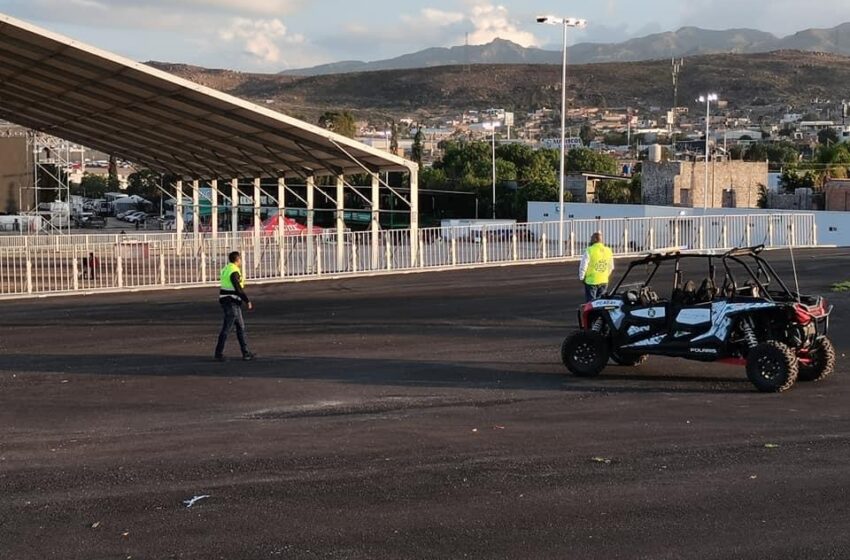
(814, 143, 850, 181)
(566, 148, 618, 175)
(596, 180, 633, 204)
(411, 128, 424, 169)
(318, 111, 356, 138)
(757, 184, 769, 209)
(579, 124, 596, 145)
(389, 120, 399, 153)
(744, 142, 799, 165)
(521, 152, 558, 187)
(126, 169, 165, 207)
(603, 132, 628, 146)
(779, 166, 816, 193)
(495, 143, 535, 170)
(818, 128, 839, 145)
(73, 173, 108, 198)
(420, 167, 448, 190)
(495, 159, 518, 183)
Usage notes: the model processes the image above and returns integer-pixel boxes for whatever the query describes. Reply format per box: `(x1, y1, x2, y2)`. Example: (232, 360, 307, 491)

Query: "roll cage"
(609, 245, 800, 303)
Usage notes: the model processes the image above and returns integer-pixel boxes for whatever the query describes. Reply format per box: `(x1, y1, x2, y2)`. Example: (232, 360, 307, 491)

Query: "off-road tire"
(798, 337, 836, 382)
(561, 331, 610, 378)
(610, 351, 648, 367)
(746, 341, 799, 393)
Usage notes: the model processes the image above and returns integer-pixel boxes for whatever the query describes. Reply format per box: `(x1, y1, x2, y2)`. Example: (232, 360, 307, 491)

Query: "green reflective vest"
(585, 243, 613, 286)
(220, 262, 244, 290)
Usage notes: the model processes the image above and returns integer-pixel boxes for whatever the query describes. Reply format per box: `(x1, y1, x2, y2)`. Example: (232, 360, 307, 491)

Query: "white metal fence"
(0, 214, 818, 299)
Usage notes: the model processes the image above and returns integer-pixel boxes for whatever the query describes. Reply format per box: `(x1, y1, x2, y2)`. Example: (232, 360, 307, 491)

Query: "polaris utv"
(561, 246, 835, 393)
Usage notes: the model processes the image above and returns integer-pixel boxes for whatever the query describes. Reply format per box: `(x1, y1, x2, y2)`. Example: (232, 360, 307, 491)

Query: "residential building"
(642, 160, 768, 209)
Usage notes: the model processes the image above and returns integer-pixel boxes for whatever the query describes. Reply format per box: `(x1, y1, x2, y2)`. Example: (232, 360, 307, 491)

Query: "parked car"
(123, 211, 146, 223)
(80, 215, 106, 229)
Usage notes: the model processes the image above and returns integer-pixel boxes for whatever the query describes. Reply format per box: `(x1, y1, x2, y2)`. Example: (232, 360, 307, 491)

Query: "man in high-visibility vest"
(579, 232, 614, 302)
(215, 251, 255, 362)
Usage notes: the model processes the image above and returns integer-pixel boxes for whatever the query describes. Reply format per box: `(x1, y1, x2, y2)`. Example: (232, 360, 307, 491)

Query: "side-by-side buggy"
(561, 246, 835, 393)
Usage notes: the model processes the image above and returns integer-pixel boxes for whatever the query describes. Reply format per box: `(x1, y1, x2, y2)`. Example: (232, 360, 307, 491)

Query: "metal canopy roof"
(0, 13, 415, 180)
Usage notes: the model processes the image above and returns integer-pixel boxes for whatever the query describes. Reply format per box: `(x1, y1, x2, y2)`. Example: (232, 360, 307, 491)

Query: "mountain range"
(284, 23, 850, 76)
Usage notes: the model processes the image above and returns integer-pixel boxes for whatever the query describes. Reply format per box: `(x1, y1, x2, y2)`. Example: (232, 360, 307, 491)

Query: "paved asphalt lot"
(1, 248, 849, 559)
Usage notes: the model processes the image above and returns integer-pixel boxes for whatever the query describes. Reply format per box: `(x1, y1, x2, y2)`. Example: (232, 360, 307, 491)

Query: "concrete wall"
(768, 188, 814, 211)
(527, 202, 850, 247)
(642, 160, 768, 209)
(0, 136, 30, 213)
(825, 180, 850, 211)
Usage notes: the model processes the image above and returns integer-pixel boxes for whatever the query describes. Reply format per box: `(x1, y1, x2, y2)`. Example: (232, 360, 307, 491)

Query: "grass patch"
(832, 281, 850, 293)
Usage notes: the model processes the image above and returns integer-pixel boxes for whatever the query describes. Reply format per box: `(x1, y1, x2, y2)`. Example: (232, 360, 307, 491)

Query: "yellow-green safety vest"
(220, 262, 245, 290)
(585, 243, 613, 286)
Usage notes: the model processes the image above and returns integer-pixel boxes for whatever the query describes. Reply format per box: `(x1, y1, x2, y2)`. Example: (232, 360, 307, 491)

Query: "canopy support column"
(253, 177, 261, 270)
(409, 167, 419, 268)
(176, 180, 184, 255)
(211, 179, 219, 240)
(231, 179, 239, 238)
(192, 179, 200, 252)
(307, 175, 315, 273)
(371, 173, 380, 270)
(278, 177, 286, 278)
(336, 174, 345, 271)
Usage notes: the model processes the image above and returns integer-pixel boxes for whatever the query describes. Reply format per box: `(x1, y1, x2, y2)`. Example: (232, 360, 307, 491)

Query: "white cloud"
(419, 8, 465, 26)
(219, 18, 304, 64)
(387, 2, 538, 48)
(466, 3, 537, 47)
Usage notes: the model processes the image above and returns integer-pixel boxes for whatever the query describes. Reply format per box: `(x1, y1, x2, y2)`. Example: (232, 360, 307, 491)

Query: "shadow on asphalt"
(1, 354, 756, 395)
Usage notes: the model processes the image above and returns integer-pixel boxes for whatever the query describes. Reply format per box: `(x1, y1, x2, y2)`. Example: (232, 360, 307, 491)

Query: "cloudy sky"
(3, 0, 850, 71)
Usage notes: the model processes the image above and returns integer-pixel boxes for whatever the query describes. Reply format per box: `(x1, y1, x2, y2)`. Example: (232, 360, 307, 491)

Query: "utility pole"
(671, 58, 684, 159)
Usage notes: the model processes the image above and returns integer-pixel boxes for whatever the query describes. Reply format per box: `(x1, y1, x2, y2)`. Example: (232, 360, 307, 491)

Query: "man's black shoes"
(242, 352, 256, 362)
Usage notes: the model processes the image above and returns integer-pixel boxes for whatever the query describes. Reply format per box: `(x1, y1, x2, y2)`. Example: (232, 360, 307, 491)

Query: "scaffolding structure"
(26, 131, 72, 234)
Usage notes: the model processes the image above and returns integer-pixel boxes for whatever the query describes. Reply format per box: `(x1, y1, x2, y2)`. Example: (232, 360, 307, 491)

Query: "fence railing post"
(482, 226, 488, 264)
(767, 216, 774, 247)
(623, 222, 630, 255)
(159, 248, 166, 285)
(25, 238, 32, 294)
(811, 217, 817, 247)
(316, 240, 323, 276)
(569, 227, 575, 257)
(385, 237, 392, 271)
(117, 253, 124, 289)
(72, 257, 79, 291)
(698, 220, 704, 250)
(279, 236, 286, 278)
(512, 232, 518, 262)
(649, 227, 655, 251)
(541, 233, 548, 260)
(451, 235, 457, 266)
(352, 241, 358, 273)
(201, 249, 207, 284)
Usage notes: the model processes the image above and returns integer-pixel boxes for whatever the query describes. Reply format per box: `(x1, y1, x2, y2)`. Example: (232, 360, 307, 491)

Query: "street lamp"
(484, 121, 502, 220)
(698, 93, 718, 211)
(537, 15, 588, 255)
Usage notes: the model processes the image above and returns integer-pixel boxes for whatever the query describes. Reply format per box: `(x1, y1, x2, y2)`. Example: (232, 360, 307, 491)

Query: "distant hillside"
(283, 24, 850, 76)
(151, 51, 850, 121)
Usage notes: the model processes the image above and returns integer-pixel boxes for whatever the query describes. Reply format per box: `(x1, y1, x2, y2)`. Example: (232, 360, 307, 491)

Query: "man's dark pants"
(215, 300, 249, 357)
(584, 284, 607, 303)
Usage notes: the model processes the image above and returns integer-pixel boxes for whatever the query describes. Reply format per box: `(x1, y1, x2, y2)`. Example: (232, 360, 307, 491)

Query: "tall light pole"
(538, 15, 588, 255)
(698, 94, 718, 211)
(484, 121, 501, 220)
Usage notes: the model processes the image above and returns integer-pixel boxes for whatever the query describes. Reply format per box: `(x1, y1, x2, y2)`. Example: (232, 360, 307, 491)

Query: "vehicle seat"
(696, 278, 717, 303)
(681, 281, 697, 306)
